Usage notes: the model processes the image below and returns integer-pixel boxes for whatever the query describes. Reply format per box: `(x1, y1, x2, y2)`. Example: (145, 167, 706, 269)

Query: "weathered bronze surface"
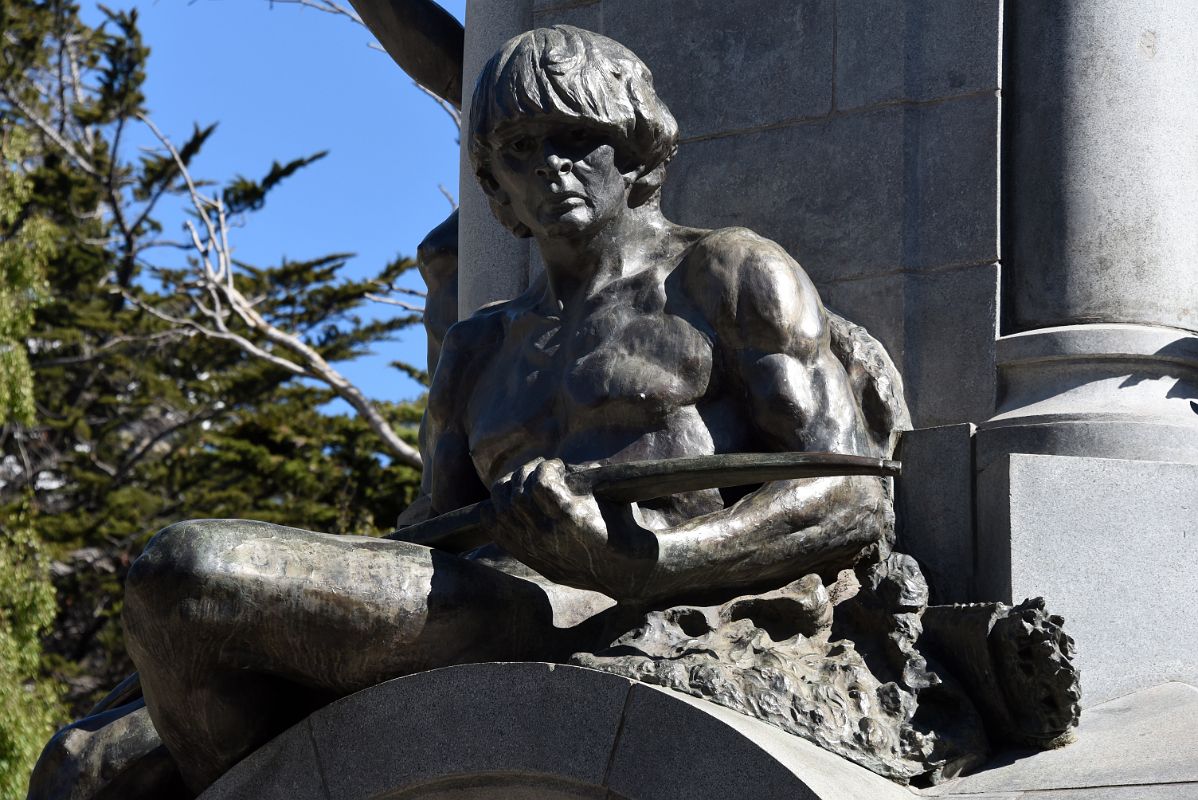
(29, 24, 1079, 800)
(389, 451, 901, 550)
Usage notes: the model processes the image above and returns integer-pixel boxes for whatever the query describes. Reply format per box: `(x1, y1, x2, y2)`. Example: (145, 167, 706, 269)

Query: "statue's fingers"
(528, 458, 578, 511)
(495, 458, 552, 532)
(512, 457, 546, 489)
(489, 469, 518, 515)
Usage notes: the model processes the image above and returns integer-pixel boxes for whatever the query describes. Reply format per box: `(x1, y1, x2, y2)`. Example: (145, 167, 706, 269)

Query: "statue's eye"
(508, 137, 532, 154)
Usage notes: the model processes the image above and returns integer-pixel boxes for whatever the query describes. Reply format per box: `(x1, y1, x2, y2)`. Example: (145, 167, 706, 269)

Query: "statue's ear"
(627, 162, 667, 208)
(478, 170, 533, 238)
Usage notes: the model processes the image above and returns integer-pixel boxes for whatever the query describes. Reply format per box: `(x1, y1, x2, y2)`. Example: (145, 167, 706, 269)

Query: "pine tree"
(0, 1, 428, 757)
(0, 117, 65, 800)
(0, 128, 52, 426)
(0, 501, 64, 800)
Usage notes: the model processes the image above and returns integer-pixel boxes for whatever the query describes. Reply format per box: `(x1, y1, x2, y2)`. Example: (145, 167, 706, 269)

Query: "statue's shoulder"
(429, 299, 517, 414)
(680, 227, 824, 347)
(688, 225, 789, 258)
(440, 296, 518, 354)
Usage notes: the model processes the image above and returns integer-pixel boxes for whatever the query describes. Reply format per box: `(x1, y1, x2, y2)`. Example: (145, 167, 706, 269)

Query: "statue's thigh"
(125, 519, 557, 690)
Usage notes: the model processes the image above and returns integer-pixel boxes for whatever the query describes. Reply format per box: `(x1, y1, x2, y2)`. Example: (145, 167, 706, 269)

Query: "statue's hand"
(488, 457, 643, 595)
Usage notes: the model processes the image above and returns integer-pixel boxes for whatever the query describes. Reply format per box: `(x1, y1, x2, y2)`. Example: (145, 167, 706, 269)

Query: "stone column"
(975, 0, 1198, 705)
(457, 0, 531, 318)
(1005, 1, 1198, 335)
(983, 0, 1198, 463)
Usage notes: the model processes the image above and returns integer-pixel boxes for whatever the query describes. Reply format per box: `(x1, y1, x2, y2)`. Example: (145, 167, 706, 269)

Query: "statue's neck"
(536, 204, 670, 309)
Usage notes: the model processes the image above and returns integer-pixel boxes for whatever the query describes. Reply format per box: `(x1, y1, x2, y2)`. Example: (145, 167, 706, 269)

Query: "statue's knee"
(128, 520, 215, 593)
(125, 520, 231, 639)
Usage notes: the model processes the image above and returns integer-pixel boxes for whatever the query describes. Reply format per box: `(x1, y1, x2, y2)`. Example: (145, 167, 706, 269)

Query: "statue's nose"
(536, 153, 573, 178)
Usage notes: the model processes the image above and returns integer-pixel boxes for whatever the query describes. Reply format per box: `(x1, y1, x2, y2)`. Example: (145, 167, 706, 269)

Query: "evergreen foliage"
(0, 7, 428, 791)
(0, 499, 64, 800)
(0, 128, 52, 426)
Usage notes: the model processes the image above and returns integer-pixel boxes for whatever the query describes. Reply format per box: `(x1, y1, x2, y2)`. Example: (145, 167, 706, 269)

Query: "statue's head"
(468, 26, 679, 237)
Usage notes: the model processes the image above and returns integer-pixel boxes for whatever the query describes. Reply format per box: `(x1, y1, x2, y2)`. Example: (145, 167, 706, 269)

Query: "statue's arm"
(412, 317, 491, 519)
(490, 231, 889, 602)
(636, 232, 889, 597)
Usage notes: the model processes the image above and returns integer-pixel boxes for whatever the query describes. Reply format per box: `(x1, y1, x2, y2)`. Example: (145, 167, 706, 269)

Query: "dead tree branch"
(267, 0, 364, 25)
(413, 82, 462, 131)
(365, 294, 425, 313)
(133, 117, 423, 469)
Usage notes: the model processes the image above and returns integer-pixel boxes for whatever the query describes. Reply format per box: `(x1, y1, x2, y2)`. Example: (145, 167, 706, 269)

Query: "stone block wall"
(528, 0, 1003, 429)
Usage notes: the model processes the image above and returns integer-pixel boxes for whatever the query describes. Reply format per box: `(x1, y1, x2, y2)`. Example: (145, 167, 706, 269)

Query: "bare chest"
(466, 289, 716, 481)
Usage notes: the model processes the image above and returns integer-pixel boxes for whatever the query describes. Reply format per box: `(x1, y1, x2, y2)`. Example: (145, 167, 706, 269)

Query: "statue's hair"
(468, 26, 679, 235)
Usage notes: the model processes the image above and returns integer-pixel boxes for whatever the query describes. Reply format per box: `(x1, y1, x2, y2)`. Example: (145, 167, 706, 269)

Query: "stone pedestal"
(929, 682, 1198, 799)
(976, 453, 1198, 706)
(198, 663, 914, 800)
(200, 664, 1198, 800)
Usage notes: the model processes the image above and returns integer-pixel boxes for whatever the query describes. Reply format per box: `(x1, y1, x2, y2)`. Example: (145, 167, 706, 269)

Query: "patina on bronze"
(30, 24, 1079, 800)
(390, 451, 902, 550)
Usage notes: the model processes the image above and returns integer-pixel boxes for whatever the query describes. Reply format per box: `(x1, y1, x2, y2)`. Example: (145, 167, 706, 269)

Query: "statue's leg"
(122, 518, 564, 794)
(27, 697, 188, 800)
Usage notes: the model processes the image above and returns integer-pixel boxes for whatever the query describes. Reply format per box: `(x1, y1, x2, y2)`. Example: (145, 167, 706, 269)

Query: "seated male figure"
(115, 26, 893, 794)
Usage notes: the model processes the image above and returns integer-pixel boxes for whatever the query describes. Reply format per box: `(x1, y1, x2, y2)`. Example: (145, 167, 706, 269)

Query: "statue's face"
(488, 121, 632, 240)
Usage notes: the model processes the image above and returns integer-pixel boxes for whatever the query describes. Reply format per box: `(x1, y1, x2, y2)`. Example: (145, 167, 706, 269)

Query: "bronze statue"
(30, 24, 1079, 800)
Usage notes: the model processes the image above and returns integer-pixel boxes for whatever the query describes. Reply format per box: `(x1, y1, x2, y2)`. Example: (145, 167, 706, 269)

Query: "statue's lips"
(541, 193, 588, 212)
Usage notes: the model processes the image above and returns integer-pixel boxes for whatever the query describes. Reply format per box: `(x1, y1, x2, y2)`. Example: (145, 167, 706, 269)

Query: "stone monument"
(451, 1, 1198, 798)
(29, 2, 1198, 799)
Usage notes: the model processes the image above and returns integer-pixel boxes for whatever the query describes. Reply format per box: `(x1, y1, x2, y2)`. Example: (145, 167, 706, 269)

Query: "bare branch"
(110, 405, 225, 487)
(220, 280, 423, 466)
(122, 120, 424, 469)
(15, 434, 34, 492)
(438, 183, 458, 210)
(35, 331, 188, 367)
(266, 0, 364, 25)
(141, 238, 194, 252)
(365, 293, 425, 313)
(63, 34, 86, 108)
(87, 454, 118, 478)
(55, 20, 69, 135)
(137, 114, 223, 262)
(79, 234, 120, 248)
(373, 282, 427, 299)
(0, 86, 99, 176)
(119, 289, 309, 378)
(413, 81, 462, 131)
(216, 196, 232, 286)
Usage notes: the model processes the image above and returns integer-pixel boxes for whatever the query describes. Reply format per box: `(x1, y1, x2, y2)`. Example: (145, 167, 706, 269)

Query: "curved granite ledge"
(197, 661, 914, 800)
(198, 664, 1198, 799)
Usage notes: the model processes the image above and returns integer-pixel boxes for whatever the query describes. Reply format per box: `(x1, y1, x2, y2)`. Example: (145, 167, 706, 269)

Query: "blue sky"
(88, 0, 468, 404)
